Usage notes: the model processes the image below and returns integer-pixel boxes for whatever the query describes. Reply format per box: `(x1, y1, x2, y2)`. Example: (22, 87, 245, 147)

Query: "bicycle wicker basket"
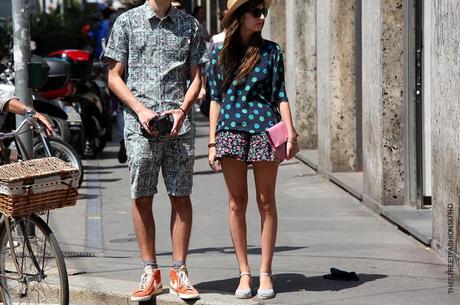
(0, 157, 79, 217)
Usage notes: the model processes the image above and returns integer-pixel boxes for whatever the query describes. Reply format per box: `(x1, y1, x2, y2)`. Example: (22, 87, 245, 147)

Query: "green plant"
(31, 0, 90, 55)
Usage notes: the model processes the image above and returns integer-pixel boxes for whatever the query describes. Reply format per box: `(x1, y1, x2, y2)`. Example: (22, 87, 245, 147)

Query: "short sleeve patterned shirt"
(104, 1, 209, 135)
(0, 89, 16, 112)
(207, 40, 288, 134)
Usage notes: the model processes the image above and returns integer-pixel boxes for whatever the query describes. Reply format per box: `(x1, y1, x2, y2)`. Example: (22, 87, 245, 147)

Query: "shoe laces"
(139, 268, 153, 290)
(179, 269, 193, 289)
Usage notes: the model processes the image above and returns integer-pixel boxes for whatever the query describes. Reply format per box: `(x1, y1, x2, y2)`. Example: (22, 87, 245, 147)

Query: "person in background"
(171, 0, 186, 12)
(193, 6, 211, 42)
(207, 0, 299, 300)
(210, 9, 228, 45)
(199, 8, 228, 117)
(89, 7, 114, 60)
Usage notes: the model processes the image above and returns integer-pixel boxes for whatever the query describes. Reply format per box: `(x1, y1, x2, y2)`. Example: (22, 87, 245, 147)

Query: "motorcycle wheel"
(33, 137, 84, 187)
(81, 101, 106, 156)
(51, 117, 72, 142)
(70, 127, 86, 156)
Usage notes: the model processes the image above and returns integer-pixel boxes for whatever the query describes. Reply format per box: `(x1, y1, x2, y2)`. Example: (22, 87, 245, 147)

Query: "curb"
(68, 276, 282, 305)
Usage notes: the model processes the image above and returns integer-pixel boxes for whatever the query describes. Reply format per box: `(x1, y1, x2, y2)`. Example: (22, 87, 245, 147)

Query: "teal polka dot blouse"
(207, 40, 288, 134)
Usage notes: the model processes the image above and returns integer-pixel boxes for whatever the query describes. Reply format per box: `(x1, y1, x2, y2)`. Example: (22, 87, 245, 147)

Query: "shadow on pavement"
(78, 185, 106, 190)
(152, 246, 307, 256)
(193, 162, 301, 175)
(84, 164, 128, 170)
(78, 194, 100, 200)
(98, 149, 129, 161)
(84, 178, 121, 183)
(83, 170, 114, 175)
(195, 272, 387, 294)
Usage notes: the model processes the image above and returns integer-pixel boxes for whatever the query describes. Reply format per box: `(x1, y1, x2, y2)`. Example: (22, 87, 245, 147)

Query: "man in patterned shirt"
(105, 0, 208, 301)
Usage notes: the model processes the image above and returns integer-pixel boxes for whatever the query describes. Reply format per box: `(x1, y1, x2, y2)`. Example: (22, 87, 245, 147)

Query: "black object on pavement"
(323, 267, 360, 281)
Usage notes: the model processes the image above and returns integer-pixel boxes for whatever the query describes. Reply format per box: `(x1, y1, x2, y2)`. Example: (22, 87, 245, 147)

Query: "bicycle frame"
(0, 116, 52, 282)
(0, 115, 52, 161)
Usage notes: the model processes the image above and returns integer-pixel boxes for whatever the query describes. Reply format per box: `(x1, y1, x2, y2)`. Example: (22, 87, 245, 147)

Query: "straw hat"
(222, 0, 272, 29)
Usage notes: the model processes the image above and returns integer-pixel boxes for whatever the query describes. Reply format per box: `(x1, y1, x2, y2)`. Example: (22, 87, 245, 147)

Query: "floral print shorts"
(215, 131, 277, 163)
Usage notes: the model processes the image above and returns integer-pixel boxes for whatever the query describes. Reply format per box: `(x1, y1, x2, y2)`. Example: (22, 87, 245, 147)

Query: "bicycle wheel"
(0, 214, 69, 305)
(33, 137, 84, 187)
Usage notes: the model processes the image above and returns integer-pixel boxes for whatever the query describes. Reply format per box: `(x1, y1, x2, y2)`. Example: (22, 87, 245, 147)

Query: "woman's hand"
(208, 146, 221, 172)
(137, 107, 159, 136)
(286, 141, 299, 160)
(35, 112, 54, 136)
(198, 87, 206, 101)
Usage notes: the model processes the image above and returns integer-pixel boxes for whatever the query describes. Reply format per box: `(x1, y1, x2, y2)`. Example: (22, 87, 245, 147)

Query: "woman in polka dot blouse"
(207, 0, 299, 300)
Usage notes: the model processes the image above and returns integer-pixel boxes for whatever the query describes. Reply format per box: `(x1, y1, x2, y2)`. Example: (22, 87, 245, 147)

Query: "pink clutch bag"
(266, 122, 288, 160)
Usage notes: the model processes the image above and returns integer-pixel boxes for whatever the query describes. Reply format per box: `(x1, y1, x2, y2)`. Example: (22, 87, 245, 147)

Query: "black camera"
(148, 114, 174, 135)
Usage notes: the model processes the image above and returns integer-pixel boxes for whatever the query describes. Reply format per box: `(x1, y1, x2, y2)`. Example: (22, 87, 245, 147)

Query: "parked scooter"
(48, 50, 112, 157)
(35, 56, 86, 155)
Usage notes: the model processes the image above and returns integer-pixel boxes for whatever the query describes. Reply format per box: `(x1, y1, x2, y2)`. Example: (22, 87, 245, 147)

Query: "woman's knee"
(228, 195, 248, 214)
(256, 192, 276, 213)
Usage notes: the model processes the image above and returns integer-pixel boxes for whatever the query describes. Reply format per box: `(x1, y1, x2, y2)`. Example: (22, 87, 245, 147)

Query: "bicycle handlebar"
(0, 115, 43, 140)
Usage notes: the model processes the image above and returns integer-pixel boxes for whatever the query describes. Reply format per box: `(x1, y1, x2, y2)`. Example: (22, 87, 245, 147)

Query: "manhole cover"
(62, 251, 96, 257)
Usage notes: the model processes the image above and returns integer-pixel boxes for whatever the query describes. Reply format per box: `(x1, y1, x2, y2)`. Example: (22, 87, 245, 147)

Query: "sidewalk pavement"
(48, 114, 459, 305)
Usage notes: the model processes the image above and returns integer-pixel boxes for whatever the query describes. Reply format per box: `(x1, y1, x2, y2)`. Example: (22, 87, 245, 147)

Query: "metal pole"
(12, 0, 33, 160)
(60, 0, 65, 22)
(216, 0, 220, 33)
(206, 0, 211, 36)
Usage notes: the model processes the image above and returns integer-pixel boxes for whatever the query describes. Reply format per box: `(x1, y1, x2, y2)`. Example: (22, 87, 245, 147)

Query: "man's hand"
(160, 108, 186, 136)
(137, 107, 159, 136)
(35, 112, 54, 136)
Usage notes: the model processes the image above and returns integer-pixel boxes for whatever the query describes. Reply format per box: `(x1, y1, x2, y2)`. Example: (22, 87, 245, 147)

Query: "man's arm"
(107, 59, 158, 135)
(161, 64, 202, 136)
(182, 64, 202, 113)
(0, 90, 15, 112)
(0, 92, 53, 135)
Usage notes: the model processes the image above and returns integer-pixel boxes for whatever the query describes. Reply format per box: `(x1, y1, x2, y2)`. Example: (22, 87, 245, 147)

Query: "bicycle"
(0, 115, 70, 305)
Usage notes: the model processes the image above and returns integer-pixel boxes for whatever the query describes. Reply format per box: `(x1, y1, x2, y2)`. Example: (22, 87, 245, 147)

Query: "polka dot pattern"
(207, 40, 288, 133)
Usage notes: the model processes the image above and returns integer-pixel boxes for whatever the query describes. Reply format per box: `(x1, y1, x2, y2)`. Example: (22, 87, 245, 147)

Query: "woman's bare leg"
(221, 158, 251, 289)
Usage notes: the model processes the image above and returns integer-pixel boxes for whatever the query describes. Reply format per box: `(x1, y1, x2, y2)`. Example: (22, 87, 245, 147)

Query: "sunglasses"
(247, 7, 268, 18)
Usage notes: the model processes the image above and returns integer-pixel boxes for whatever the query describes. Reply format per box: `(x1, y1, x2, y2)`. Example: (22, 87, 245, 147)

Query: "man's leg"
(162, 138, 199, 299)
(126, 131, 163, 302)
(132, 195, 156, 262)
(168, 195, 199, 299)
(169, 195, 192, 263)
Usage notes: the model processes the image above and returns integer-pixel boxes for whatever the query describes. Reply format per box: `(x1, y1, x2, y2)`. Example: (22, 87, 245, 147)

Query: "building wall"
(294, 0, 317, 149)
(431, 0, 460, 278)
(361, 0, 405, 207)
(316, 0, 358, 172)
(274, 0, 458, 278)
(267, 0, 286, 51)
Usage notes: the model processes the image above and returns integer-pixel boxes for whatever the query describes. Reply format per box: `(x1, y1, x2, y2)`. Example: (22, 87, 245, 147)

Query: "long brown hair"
(219, 0, 264, 91)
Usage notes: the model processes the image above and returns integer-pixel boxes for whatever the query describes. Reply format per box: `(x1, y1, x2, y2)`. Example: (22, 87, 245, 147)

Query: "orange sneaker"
(169, 265, 200, 300)
(130, 266, 163, 302)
